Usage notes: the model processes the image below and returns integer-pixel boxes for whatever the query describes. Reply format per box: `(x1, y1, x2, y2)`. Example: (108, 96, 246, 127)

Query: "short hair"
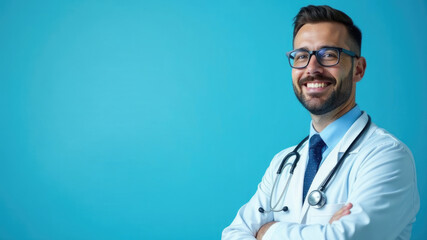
(293, 5, 362, 55)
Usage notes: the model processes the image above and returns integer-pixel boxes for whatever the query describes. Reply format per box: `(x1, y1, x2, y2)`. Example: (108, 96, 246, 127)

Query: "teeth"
(307, 82, 327, 88)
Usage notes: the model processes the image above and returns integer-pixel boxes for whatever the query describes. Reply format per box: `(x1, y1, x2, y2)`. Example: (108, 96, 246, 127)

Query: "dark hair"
(293, 5, 362, 55)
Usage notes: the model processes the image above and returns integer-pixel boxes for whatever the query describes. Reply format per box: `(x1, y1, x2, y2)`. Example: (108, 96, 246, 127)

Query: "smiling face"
(292, 22, 363, 117)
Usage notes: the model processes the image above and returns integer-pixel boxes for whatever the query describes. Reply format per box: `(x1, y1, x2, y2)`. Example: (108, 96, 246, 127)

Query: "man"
(222, 5, 419, 240)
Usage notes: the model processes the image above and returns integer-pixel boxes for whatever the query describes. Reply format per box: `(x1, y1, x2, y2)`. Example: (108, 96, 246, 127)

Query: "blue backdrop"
(1, 0, 426, 239)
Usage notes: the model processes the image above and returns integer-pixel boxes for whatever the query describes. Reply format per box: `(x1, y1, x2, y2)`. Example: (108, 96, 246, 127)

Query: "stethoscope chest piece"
(308, 190, 326, 208)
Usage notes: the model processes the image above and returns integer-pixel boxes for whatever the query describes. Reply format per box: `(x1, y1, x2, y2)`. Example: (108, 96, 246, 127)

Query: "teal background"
(1, 0, 426, 239)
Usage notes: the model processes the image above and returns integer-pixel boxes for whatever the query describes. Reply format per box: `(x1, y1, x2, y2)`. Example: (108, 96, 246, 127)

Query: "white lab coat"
(222, 113, 420, 240)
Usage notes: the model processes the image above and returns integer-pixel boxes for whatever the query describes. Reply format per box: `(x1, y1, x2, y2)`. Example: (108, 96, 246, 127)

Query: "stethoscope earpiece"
(258, 206, 288, 213)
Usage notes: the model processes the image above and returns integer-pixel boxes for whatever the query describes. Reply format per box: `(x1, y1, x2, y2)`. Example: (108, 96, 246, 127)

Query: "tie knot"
(309, 134, 325, 150)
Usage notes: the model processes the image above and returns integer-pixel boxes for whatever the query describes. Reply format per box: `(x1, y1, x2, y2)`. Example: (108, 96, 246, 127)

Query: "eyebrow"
(294, 45, 340, 51)
(320, 45, 340, 49)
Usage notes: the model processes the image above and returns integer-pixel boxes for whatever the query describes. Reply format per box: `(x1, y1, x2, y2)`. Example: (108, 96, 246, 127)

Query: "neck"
(310, 101, 356, 132)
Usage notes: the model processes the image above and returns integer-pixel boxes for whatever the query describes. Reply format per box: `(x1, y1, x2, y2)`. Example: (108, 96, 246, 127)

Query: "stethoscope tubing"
(277, 136, 309, 174)
(261, 115, 371, 213)
(270, 162, 293, 211)
(317, 116, 371, 192)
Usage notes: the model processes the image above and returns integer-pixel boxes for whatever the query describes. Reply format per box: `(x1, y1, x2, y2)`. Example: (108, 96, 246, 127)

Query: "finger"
(337, 203, 352, 215)
(341, 203, 353, 211)
(329, 203, 353, 224)
(340, 203, 352, 211)
(334, 204, 349, 216)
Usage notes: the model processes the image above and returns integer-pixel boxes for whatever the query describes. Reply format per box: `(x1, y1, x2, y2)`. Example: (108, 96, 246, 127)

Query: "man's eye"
(320, 50, 338, 59)
(295, 54, 308, 61)
(325, 53, 337, 58)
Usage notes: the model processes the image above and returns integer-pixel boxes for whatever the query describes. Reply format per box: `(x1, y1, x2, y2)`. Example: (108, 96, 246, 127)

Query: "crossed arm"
(222, 140, 419, 240)
(255, 203, 353, 240)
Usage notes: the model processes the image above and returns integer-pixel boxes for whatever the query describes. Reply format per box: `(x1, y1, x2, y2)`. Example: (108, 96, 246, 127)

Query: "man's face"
(292, 22, 357, 116)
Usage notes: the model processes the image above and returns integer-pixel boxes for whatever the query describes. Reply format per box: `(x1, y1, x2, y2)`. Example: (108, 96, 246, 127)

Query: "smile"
(306, 82, 328, 88)
(303, 81, 333, 91)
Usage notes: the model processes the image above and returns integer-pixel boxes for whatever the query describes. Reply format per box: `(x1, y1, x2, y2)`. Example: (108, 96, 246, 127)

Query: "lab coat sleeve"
(222, 150, 290, 239)
(262, 139, 420, 240)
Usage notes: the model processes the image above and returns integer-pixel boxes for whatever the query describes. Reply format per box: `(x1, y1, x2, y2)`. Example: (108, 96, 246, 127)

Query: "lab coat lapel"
(298, 113, 369, 222)
(284, 143, 309, 220)
(337, 113, 369, 156)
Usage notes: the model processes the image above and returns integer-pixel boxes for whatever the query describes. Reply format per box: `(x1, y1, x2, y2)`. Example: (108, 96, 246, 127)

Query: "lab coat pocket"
(306, 203, 345, 225)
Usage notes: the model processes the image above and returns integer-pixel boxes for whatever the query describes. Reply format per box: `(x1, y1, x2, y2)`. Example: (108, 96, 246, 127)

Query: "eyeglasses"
(286, 47, 359, 69)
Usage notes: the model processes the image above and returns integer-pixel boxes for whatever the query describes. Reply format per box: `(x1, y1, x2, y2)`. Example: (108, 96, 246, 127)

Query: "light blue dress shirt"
(309, 105, 362, 165)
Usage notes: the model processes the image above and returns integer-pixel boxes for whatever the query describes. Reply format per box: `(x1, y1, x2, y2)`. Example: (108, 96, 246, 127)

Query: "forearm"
(222, 195, 274, 239)
(222, 150, 292, 239)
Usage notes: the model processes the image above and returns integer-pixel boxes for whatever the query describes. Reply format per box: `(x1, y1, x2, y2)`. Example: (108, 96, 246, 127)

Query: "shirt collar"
(309, 105, 362, 149)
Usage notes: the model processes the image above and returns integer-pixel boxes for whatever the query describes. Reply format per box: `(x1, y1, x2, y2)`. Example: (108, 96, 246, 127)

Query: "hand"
(256, 221, 277, 240)
(329, 203, 353, 224)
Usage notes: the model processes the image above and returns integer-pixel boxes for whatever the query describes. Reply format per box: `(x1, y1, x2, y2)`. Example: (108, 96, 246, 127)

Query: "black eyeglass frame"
(286, 47, 360, 69)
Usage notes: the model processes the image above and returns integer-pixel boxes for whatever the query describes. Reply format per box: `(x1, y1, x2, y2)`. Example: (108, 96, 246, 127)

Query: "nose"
(305, 54, 324, 75)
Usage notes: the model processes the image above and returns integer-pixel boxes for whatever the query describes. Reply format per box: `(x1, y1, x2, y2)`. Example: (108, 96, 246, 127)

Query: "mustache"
(299, 75, 336, 85)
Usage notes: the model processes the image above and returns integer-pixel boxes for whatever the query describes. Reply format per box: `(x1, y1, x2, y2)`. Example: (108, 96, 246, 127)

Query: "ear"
(353, 56, 366, 83)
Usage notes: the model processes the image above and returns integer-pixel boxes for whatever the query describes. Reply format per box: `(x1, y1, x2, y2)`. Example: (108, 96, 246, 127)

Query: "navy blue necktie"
(302, 134, 326, 203)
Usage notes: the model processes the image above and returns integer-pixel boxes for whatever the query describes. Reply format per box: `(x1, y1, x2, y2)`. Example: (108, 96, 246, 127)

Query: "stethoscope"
(259, 115, 371, 214)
